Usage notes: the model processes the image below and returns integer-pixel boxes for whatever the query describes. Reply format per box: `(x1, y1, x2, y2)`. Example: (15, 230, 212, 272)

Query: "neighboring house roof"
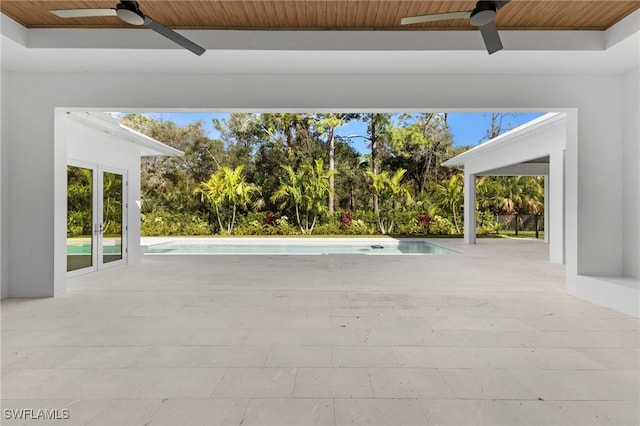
(68, 111, 183, 157)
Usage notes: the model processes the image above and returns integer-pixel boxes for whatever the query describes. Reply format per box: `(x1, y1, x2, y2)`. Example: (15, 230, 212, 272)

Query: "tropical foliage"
(194, 165, 261, 235)
(119, 112, 546, 237)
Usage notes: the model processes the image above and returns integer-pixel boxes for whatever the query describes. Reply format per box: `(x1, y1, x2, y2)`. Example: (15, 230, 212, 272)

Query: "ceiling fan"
(50, 1, 205, 56)
(401, 0, 510, 54)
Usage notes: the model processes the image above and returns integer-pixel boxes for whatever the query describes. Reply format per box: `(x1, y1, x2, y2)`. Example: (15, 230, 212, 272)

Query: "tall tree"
(358, 113, 392, 217)
(482, 113, 514, 142)
(259, 113, 313, 156)
(388, 113, 452, 194)
(121, 113, 225, 214)
(314, 113, 359, 215)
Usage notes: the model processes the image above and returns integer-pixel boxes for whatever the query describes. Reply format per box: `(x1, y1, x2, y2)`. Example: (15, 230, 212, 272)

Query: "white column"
(544, 174, 550, 243)
(463, 172, 476, 244)
(548, 150, 565, 264)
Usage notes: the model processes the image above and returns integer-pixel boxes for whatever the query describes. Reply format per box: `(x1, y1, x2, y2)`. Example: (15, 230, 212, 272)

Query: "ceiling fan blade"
(401, 10, 471, 26)
(479, 21, 503, 54)
(51, 9, 117, 18)
(143, 17, 205, 56)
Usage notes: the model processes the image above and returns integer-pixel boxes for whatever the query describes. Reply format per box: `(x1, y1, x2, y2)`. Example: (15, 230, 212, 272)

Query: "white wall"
(66, 115, 142, 273)
(460, 116, 567, 265)
(0, 70, 9, 298)
(623, 67, 640, 280)
(0, 71, 633, 300)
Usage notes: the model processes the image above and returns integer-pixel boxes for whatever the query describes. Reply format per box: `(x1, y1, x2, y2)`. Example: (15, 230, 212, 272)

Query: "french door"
(67, 162, 127, 275)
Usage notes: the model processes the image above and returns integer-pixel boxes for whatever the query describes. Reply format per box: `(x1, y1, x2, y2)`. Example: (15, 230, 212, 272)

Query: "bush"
(339, 210, 352, 226)
(351, 210, 377, 231)
(395, 218, 423, 235)
(476, 210, 503, 235)
(141, 213, 212, 236)
(342, 219, 376, 235)
(312, 221, 342, 235)
(233, 213, 300, 235)
(428, 215, 457, 235)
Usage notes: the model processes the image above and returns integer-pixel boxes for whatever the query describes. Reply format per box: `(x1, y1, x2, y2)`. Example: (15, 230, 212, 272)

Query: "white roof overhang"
(443, 112, 566, 176)
(67, 112, 183, 158)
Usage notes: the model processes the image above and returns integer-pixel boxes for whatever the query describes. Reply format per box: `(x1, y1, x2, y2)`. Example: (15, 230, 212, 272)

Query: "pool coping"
(140, 236, 460, 255)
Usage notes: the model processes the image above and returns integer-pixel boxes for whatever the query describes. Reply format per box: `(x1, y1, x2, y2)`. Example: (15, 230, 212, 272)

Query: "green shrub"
(312, 222, 342, 235)
(395, 218, 423, 235)
(351, 210, 377, 231)
(428, 215, 457, 235)
(271, 215, 300, 235)
(141, 213, 211, 236)
(342, 219, 376, 235)
(476, 210, 503, 235)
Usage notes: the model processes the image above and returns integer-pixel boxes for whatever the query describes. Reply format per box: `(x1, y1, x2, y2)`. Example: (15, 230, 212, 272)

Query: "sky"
(140, 111, 545, 153)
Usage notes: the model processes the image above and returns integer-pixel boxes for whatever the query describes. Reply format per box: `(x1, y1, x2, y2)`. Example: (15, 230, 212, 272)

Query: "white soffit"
(2, 9, 639, 75)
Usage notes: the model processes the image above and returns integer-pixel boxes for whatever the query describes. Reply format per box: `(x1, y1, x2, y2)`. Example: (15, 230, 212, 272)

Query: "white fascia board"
(0, 14, 27, 46)
(68, 112, 183, 157)
(443, 112, 565, 167)
(21, 29, 606, 52)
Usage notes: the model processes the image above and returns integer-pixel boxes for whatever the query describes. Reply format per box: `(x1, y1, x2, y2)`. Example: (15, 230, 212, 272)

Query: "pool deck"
(2, 238, 639, 425)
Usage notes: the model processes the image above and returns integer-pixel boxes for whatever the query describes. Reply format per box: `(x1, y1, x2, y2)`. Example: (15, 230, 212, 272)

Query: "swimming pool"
(141, 238, 457, 255)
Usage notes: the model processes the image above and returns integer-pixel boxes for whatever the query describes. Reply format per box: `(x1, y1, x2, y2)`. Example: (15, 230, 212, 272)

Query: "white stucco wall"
(623, 67, 640, 280)
(0, 70, 9, 298)
(0, 71, 634, 306)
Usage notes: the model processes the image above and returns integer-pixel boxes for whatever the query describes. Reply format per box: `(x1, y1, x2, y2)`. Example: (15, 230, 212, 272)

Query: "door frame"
(66, 161, 128, 277)
(98, 165, 128, 270)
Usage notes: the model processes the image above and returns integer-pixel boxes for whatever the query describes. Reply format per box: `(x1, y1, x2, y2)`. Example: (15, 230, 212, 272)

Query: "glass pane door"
(67, 165, 94, 272)
(101, 171, 124, 265)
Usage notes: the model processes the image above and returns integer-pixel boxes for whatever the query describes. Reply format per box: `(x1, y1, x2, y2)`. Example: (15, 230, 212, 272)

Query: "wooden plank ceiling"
(2, 1, 639, 31)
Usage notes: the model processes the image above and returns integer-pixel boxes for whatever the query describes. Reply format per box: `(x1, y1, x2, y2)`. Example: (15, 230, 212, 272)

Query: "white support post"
(548, 149, 565, 264)
(464, 172, 476, 244)
(544, 174, 550, 243)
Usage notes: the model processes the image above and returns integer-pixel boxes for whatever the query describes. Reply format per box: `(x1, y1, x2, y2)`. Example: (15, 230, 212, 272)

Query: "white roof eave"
(68, 112, 183, 157)
(442, 112, 566, 167)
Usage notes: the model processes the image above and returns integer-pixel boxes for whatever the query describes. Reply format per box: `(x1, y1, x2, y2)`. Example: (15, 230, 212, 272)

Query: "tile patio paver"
(2, 239, 638, 425)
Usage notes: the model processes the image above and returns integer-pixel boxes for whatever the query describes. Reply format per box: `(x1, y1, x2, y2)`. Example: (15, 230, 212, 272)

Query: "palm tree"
(271, 159, 336, 233)
(430, 173, 464, 233)
(476, 176, 502, 212)
(494, 176, 544, 215)
(195, 165, 261, 234)
(271, 165, 306, 232)
(367, 168, 412, 234)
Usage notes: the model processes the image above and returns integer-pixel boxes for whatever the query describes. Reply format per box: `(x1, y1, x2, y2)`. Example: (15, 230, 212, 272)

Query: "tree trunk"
(214, 206, 224, 235)
(229, 204, 237, 235)
(370, 114, 380, 217)
(295, 205, 303, 234)
(328, 127, 335, 216)
(349, 184, 355, 210)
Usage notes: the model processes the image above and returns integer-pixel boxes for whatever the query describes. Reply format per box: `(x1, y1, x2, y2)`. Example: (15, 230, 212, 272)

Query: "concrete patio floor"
(2, 239, 639, 425)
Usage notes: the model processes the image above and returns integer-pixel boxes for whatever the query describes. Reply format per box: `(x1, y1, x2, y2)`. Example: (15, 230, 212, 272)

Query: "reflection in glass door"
(67, 165, 94, 272)
(67, 164, 127, 274)
(101, 171, 124, 266)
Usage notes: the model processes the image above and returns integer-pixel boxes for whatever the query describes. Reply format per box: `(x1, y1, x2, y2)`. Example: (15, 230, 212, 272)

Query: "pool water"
(67, 241, 122, 254)
(142, 239, 457, 255)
